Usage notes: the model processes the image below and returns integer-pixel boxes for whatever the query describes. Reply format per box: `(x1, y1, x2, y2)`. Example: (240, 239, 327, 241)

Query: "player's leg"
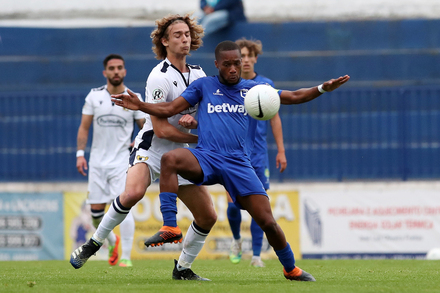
(144, 148, 205, 247)
(70, 160, 151, 269)
(93, 162, 150, 244)
(84, 166, 119, 265)
(172, 184, 216, 281)
(226, 192, 243, 264)
(250, 218, 265, 267)
(236, 194, 315, 281)
(90, 203, 120, 266)
(118, 211, 134, 267)
(249, 163, 268, 267)
(108, 167, 135, 267)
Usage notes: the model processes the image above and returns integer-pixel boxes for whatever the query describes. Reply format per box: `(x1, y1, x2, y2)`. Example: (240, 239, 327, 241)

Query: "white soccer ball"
(244, 84, 280, 121)
(426, 248, 440, 260)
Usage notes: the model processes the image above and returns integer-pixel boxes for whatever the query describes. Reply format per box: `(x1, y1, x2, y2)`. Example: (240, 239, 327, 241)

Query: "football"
(244, 84, 280, 121)
(426, 247, 440, 260)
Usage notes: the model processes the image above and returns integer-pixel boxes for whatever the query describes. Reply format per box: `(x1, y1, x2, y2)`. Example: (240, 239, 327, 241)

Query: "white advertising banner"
(300, 187, 440, 259)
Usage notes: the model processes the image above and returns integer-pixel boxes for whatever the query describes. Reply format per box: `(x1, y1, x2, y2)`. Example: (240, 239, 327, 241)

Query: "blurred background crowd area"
(2, 0, 440, 24)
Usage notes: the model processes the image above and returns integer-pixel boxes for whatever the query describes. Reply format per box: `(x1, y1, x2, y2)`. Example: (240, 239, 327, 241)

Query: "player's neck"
(106, 83, 125, 95)
(242, 72, 257, 80)
(167, 54, 188, 73)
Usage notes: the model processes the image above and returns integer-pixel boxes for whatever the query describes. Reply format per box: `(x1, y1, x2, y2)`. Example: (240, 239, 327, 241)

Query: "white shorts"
(129, 147, 192, 186)
(87, 165, 127, 204)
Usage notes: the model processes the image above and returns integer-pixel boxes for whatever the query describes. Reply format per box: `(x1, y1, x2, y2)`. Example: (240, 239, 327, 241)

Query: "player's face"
(103, 59, 126, 87)
(163, 22, 191, 57)
(241, 47, 257, 75)
(215, 49, 242, 85)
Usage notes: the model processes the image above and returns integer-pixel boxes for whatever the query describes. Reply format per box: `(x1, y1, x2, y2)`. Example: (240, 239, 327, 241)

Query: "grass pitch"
(1, 259, 439, 293)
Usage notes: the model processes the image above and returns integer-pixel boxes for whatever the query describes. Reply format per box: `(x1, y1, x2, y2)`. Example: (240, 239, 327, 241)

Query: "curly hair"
(235, 38, 263, 57)
(150, 13, 204, 60)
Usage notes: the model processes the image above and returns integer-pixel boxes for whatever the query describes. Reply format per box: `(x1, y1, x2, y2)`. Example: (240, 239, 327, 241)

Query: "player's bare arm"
(280, 75, 350, 105)
(269, 113, 287, 173)
(112, 89, 190, 118)
(76, 114, 93, 176)
(152, 116, 198, 143)
(178, 114, 198, 129)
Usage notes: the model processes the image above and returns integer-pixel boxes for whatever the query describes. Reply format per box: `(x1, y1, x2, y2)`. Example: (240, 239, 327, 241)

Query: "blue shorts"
(188, 148, 267, 204)
(251, 152, 270, 190)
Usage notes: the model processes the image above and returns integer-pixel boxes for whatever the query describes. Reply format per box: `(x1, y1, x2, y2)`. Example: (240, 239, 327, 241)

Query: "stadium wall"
(1, 19, 440, 182)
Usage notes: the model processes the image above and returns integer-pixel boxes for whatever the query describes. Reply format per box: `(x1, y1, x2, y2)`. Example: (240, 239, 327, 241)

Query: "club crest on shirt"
(136, 155, 149, 162)
(240, 89, 248, 98)
(152, 88, 165, 102)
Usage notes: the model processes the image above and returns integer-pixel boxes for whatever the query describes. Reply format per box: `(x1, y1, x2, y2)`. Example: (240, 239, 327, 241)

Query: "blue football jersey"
(181, 76, 263, 158)
(250, 74, 276, 166)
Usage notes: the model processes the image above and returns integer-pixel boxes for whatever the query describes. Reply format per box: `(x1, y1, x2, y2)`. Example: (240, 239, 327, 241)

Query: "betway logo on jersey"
(207, 103, 247, 115)
(97, 114, 127, 127)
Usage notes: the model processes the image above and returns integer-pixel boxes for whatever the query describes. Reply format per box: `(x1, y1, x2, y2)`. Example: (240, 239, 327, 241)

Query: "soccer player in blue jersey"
(112, 41, 350, 281)
(227, 38, 287, 267)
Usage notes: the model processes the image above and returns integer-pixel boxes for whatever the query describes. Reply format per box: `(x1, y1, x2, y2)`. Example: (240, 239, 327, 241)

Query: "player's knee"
(160, 151, 178, 169)
(120, 188, 144, 206)
(195, 212, 217, 230)
(257, 218, 278, 234)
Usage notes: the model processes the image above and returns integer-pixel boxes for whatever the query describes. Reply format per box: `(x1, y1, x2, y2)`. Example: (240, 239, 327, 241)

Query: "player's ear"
(161, 37, 168, 47)
(214, 60, 218, 69)
(102, 70, 106, 78)
(255, 56, 258, 64)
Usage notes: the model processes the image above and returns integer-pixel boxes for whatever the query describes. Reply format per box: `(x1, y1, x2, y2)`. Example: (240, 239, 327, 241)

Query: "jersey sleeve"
(145, 73, 171, 104)
(180, 79, 203, 107)
(81, 91, 94, 115)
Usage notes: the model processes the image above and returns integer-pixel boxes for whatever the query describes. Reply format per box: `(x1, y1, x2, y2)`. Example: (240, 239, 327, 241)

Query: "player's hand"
(76, 156, 88, 176)
(111, 89, 141, 110)
(276, 152, 287, 173)
(322, 75, 350, 92)
(178, 114, 198, 129)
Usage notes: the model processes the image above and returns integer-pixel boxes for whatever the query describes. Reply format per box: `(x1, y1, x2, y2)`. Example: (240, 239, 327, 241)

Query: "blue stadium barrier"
(267, 86, 440, 181)
(1, 20, 440, 182)
(1, 86, 439, 182)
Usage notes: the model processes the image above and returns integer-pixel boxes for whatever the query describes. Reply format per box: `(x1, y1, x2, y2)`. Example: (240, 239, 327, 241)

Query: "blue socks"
(159, 192, 178, 227)
(274, 243, 296, 272)
(250, 218, 264, 256)
(227, 202, 242, 239)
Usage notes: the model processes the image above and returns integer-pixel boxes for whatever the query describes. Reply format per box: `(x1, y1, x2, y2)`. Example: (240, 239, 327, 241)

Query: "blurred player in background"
(227, 38, 287, 267)
(75, 54, 145, 267)
(71, 14, 217, 281)
(112, 40, 350, 281)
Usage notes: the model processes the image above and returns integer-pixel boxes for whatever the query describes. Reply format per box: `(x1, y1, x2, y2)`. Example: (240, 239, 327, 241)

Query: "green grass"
(1, 259, 439, 293)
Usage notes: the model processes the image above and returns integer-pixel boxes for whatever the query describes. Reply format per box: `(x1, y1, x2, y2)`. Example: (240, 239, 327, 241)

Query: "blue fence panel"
(0, 90, 88, 181)
(267, 85, 440, 182)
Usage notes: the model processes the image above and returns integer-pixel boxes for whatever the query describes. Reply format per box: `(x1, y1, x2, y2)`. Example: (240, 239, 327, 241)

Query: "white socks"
(92, 198, 130, 245)
(119, 211, 135, 260)
(178, 222, 210, 269)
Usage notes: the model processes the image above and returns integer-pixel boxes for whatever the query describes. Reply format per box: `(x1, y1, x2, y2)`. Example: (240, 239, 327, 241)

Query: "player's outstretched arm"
(280, 75, 350, 105)
(111, 89, 191, 118)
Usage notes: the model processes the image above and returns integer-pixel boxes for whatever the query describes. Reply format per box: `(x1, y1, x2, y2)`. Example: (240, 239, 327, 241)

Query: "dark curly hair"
(151, 13, 204, 60)
(235, 38, 263, 57)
